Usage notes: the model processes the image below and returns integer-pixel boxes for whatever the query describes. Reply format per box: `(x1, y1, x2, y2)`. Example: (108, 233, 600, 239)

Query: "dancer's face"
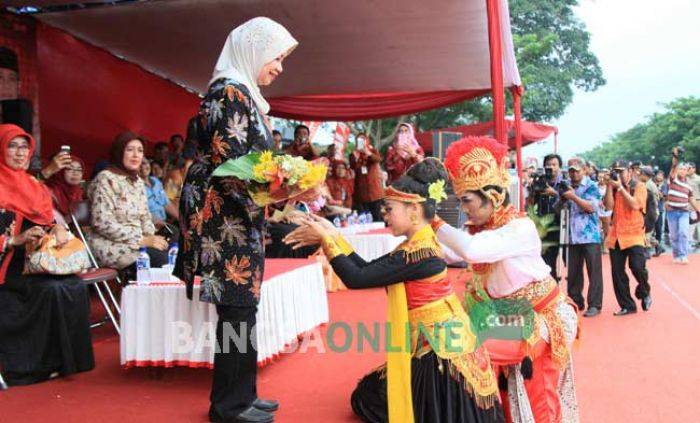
(382, 200, 421, 237)
(459, 191, 494, 227)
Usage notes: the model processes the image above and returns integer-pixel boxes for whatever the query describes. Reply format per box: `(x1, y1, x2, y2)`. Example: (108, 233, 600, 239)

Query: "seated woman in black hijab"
(0, 124, 94, 386)
(285, 159, 504, 423)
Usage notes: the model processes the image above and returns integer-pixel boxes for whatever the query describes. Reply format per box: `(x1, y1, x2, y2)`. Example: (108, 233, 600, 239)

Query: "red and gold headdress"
(384, 179, 448, 204)
(444, 136, 510, 208)
(384, 186, 426, 203)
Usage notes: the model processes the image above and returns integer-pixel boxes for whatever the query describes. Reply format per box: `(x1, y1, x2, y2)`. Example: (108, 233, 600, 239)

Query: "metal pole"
(558, 207, 570, 281)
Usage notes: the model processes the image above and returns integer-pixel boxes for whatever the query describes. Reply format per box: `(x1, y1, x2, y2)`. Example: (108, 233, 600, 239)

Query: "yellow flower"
(253, 159, 279, 183)
(428, 179, 448, 203)
(298, 163, 327, 190)
(259, 150, 274, 165)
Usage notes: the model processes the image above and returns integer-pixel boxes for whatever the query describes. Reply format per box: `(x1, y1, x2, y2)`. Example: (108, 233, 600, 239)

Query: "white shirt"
(437, 218, 552, 298)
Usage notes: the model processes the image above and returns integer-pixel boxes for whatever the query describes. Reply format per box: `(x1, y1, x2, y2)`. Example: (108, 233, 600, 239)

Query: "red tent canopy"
(3, 0, 525, 198)
(416, 119, 558, 153)
(27, 0, 520, 123)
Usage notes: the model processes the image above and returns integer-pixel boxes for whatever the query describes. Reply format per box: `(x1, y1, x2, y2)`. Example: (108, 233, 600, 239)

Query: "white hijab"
(210, 17, 298, 115)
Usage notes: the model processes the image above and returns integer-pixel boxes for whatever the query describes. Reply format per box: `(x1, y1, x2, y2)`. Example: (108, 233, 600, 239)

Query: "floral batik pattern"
(174, 79, 272, 306)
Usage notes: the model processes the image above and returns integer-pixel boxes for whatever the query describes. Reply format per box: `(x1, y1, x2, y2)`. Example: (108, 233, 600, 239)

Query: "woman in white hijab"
(173, 17, 297, 423)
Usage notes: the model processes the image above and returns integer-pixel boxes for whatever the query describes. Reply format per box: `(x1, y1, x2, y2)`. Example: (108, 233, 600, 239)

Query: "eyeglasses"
(7, 143, 30, 152)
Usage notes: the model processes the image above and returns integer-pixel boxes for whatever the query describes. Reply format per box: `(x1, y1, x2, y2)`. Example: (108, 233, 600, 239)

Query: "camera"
(531, 166, 558, 194)
(610, 170, 620, 182)
(558, 178, 571, 197)
(531, 168, 549, 194)
(545, 167, 554, 180)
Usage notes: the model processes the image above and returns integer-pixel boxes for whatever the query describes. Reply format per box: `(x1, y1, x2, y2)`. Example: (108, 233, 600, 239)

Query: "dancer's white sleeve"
(440, 241, 465, 265)
(435, 219, 540, 264)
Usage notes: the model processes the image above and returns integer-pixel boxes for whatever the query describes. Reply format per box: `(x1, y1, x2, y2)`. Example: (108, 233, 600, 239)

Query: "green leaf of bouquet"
(212, 152, 263, 180)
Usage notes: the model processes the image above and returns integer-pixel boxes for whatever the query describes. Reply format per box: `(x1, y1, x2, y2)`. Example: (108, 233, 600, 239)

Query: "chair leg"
(92, 282, 121, 335)
(0, 371, 8, 390)
(100, 280, 122, 315)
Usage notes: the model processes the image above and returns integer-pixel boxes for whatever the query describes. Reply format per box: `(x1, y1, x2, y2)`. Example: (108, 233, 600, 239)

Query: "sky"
(275, 0, 700, 159)
(524, 0, 700, 162)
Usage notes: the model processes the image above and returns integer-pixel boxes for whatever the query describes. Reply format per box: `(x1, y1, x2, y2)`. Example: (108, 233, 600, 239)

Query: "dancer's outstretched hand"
(284, 214, 337, 249)
(307, 214, 337, 233)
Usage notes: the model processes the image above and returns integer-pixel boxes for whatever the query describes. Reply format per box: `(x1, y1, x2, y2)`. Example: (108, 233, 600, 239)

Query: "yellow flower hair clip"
(428, 179, 448, 203)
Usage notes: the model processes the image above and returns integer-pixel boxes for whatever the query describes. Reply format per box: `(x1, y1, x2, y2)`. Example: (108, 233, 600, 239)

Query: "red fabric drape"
(36, 24, 201, 172)
(268, 90, 490, 121)
(415, 119, 558, 153)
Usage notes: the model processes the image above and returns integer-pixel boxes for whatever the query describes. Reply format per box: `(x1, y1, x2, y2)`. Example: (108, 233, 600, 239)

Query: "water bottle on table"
(168, 242, 179, 267)
(350, 210, 359, 226)
(136, 247, 151, 282)
(358, 212, 366, 225)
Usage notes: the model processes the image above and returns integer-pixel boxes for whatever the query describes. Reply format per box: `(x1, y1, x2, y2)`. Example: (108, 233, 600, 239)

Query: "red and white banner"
(332, 122, 351, 161)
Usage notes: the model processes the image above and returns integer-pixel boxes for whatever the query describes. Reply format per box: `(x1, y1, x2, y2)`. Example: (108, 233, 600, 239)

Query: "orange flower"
(189, 213, 203, 235)
(201, 189, 224, 222)
(248, 267, 262, 299)
(224, 255, 252, 285)
(225, 85, 248, 104)
(211, 131, 231, 163)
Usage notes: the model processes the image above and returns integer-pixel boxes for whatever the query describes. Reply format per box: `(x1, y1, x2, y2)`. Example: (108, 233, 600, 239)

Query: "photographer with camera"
(561, 158, 604, 317)
(604, 160, 651, 316)
(529, 153, 565, 280)
(666, 147, 700, 264)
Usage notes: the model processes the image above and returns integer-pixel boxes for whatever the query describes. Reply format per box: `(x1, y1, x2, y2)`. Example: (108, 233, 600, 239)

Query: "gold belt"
(408, 294, 465, 326)
(408, 294, 499, 407)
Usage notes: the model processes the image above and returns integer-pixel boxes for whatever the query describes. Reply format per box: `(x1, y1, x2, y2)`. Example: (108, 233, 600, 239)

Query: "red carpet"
(1, 255, 699, 422)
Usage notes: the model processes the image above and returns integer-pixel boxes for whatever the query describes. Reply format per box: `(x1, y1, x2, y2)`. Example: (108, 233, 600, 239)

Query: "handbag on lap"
(24, 230, 91, 275)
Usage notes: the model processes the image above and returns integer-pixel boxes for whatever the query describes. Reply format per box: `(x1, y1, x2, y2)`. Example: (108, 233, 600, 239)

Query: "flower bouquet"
(212, 151, 327, 206)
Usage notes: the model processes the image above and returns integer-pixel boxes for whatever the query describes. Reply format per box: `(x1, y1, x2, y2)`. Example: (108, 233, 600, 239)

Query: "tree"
(581, 97, 700, 171)
(278, 0, 605, 151)
(365, 0, 606, 146)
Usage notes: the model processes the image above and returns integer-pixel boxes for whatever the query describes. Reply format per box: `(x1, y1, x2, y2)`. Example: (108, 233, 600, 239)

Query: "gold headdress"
(444, 137, 511, 208)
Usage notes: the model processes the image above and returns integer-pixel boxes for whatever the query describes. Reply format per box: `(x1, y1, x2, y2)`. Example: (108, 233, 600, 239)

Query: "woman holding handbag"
(0, 124, 94, 386)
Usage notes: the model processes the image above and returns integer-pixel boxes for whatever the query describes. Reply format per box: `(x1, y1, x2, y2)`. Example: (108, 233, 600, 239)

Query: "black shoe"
(613, 308, 637, 316)
(252, 398, 279, 412)
(654, 247, 663, 257)
(209, 409, 223, 423)
(235, 406, 274, 423)
(583, 307, 600, 317)
(642, 295, 652, 311)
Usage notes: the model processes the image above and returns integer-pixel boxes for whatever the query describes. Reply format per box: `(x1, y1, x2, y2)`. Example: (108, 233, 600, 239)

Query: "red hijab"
(0, 124, 54, 225)
(107, 131, 143, 182)
(45, 155, 85, 216)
